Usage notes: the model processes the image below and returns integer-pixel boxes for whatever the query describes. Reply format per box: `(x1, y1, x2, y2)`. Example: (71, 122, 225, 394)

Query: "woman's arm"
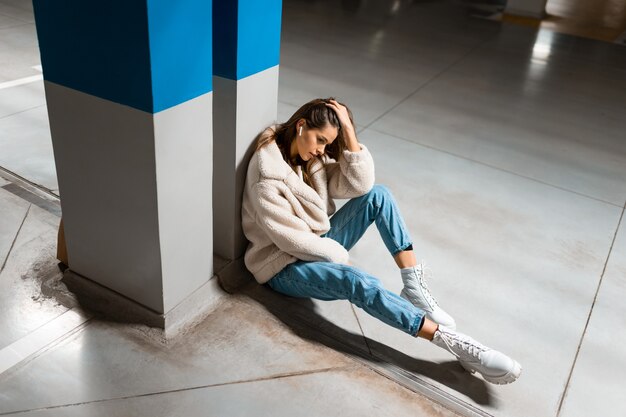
(324, 99, 375, 198)
(325, 148, 375, 199)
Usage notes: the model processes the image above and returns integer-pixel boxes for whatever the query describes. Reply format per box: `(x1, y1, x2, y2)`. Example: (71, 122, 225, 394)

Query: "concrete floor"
(1, 0, 626, 416)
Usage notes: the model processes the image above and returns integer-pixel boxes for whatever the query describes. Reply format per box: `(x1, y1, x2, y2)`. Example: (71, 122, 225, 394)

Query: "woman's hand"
(326, 99, 360, 152)
(325, 99, 353, 132)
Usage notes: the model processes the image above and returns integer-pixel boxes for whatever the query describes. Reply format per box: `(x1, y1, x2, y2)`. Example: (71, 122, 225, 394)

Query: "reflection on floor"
(466, 0, 626, 43)
(545, 0, 626, 43)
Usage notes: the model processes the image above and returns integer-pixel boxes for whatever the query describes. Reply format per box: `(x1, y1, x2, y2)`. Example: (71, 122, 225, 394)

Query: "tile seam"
(353, 360, 487, 417)
(362, 32, 500, 132)
(367, 126, 624, 208)
(0, 204, 30, 273)
(0, 104, 46, 121)
(241, 286, 489, 417)
(555, 200, 626, 417)
(349, 303, 373, 356)
(0, 365, 357, 415)
(0, 311, 93, 378)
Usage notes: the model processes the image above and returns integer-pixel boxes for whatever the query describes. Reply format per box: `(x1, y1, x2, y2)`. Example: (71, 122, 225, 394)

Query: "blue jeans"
(267, 185, 425, 336)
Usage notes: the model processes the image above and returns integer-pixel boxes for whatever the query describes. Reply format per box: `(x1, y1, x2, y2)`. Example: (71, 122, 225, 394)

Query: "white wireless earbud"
(299, 126, 303, 136)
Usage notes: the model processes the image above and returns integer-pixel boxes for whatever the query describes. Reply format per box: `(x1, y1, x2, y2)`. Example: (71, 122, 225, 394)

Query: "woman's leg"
(325, 184, 456, 329)
(268, 260, 425, 337)
(324, 185, 413, 258)
(267, 261, 522, 384)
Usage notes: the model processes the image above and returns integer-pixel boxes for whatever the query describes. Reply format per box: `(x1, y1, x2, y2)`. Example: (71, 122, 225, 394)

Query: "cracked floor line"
(556, 200, 626, 417)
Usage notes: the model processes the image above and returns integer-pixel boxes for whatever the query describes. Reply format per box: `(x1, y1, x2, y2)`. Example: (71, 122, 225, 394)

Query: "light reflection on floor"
(544, 0, 626, 42)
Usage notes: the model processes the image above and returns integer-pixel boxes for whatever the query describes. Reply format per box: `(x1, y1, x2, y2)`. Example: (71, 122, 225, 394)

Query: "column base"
(214, 254, 254, 294)
(62, 269, 225, 340)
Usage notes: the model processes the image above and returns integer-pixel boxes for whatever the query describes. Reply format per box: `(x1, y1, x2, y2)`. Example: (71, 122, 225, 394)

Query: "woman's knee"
(366, 184, 393, 206)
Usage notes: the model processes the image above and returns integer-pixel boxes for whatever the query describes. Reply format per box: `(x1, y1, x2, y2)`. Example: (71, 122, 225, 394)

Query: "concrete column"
(212, 0, 282, 287)
(32, 0, 221, 336)
(505, 0, 549, 19)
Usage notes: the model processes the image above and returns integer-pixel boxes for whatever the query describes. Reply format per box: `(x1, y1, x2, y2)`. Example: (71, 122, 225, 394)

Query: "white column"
(33, 0, 221, 337)
(212, 0, 282, 289)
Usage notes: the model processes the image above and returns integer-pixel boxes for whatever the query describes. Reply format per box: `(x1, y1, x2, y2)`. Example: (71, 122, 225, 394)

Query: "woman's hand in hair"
(326, 99, 360, 152)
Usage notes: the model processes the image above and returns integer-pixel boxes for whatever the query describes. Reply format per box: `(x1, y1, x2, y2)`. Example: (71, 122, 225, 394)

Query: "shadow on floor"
(238, 281, 494, 406)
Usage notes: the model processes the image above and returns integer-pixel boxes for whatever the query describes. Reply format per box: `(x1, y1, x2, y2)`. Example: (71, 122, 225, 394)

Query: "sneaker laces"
(437, 329, 488, 361)
(410, 262, 439, 308)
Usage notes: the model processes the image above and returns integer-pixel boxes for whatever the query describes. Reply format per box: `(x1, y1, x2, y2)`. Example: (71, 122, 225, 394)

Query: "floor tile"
(346, 130, 621, 416)
(283, 0, 499, 53)
(0, 105, 57, 191)
(0, 78, 46, 119)
(0, 197, 67, 350)
(0, 23, 40, 82)
(0, 294, 353, 414)
(279, 39, 441, 126)
(279, 0, 482, 127)
(559, 215, 626, 417)
(2, 366, 457, 417)
(298, 299, 368, 351)
(0, 308, 89, 375)
(481, 25, 626, 71)
(281, 9, 485, 71)
(369, 46, 626, 205)
(446, 41, 626, 114)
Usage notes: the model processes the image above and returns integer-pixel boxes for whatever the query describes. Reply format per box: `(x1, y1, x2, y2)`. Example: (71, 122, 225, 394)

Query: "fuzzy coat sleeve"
(252, 182, 350, 264)
(326, 144, 375, 199)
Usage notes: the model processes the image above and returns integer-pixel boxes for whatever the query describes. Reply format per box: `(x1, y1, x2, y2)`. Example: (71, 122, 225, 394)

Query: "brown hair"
(257, 97, 354, 186)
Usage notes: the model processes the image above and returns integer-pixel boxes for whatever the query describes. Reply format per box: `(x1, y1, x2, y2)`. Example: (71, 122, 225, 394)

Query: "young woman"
(242, 98, 521, 385)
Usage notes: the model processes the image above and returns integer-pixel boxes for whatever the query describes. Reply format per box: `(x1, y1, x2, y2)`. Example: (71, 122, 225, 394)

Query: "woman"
(242, 98, 521, 385)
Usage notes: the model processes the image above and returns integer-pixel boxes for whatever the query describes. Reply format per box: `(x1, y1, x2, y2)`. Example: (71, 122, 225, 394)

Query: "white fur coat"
(241, 130, 375, 283)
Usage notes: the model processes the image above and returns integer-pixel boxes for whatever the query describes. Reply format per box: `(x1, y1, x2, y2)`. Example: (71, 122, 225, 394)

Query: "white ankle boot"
(431, 327, 522, 385)
(400, 263, 456, 330)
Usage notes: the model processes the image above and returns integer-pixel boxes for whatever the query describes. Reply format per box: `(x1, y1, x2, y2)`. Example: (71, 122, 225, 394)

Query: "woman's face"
(291, 121, 339, 161)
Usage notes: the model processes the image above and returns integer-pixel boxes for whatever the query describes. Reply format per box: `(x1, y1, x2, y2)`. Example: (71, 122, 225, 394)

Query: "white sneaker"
(400, 263, 456, 330)
(431, 327, 522, 385)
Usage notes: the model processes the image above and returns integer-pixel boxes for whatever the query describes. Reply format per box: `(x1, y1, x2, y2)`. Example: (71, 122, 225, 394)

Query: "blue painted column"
(212, 0, 282, 277)
(32, 0, 218, 327)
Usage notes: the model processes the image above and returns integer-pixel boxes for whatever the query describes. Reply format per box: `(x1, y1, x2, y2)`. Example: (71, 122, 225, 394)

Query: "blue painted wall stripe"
(32, 0, 212, 114)
(33, 0, 154, 112)
(147, 0, 212, 112)
(213, 0, 282, 81)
